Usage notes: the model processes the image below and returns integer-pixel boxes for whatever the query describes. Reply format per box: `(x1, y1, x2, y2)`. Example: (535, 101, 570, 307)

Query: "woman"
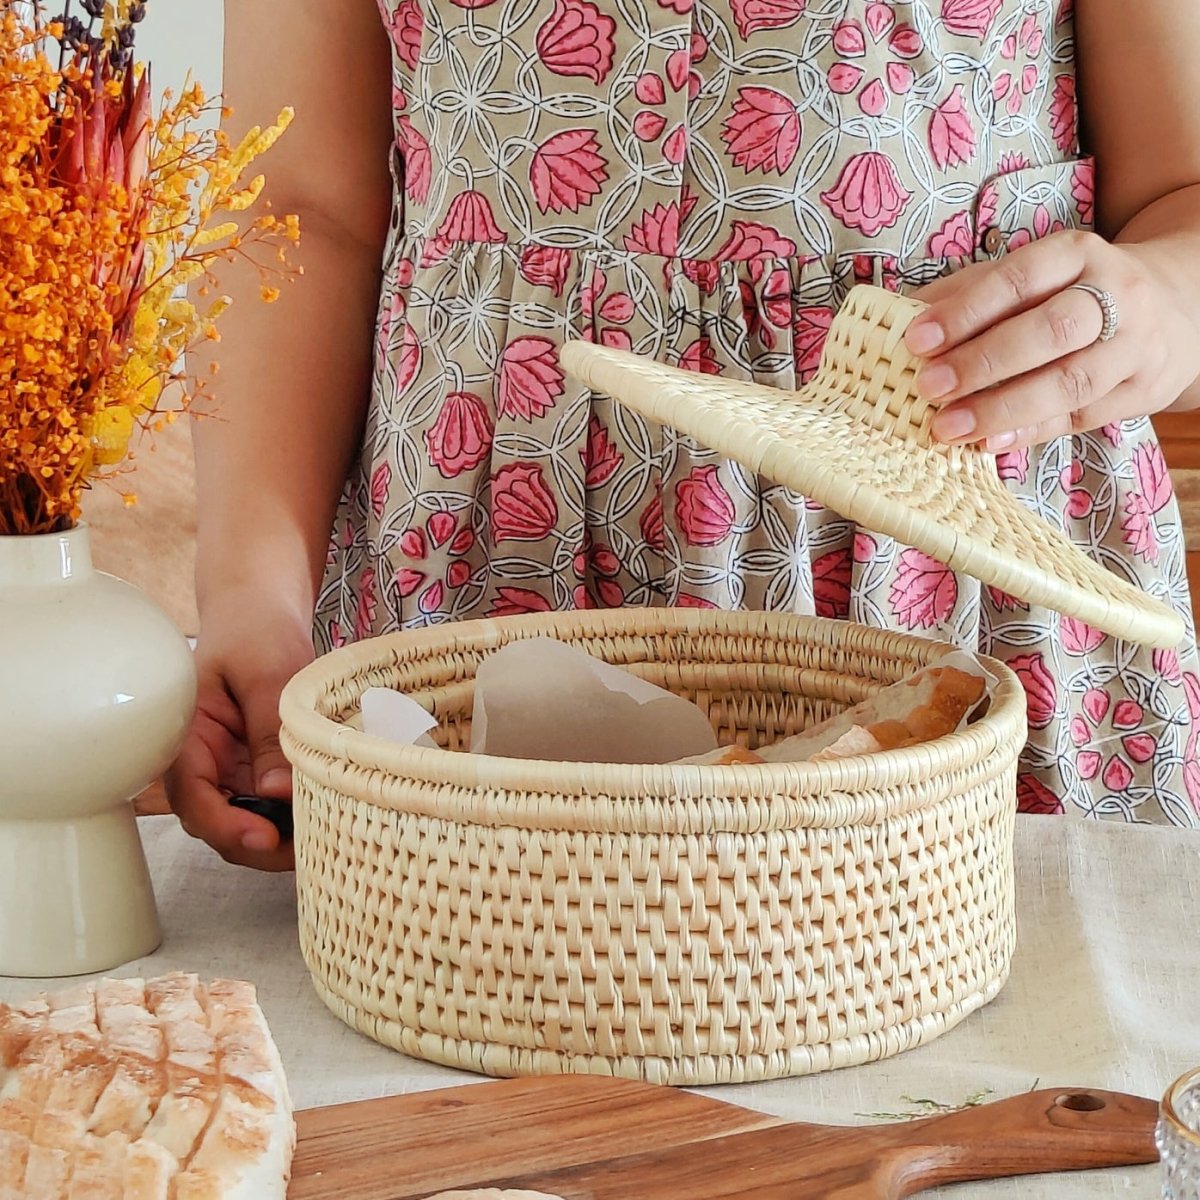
(170, 0, 1200, 868)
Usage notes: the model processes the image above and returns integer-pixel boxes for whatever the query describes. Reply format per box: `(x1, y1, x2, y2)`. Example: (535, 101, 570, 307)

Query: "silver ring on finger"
(1068, 283, 1120, 343)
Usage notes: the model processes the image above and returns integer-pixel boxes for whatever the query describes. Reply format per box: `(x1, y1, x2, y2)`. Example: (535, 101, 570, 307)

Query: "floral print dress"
(316, 0, 1200, 825)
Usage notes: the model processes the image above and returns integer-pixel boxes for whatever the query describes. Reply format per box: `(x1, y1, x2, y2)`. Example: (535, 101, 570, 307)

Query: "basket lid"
(559, 285, 1184, 650)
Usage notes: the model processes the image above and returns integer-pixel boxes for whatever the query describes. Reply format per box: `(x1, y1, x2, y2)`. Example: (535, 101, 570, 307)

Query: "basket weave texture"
(280, 609, 1026, 1086)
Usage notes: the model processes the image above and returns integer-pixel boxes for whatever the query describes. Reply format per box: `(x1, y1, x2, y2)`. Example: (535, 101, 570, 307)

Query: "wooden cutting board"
(289, 1075, 1159, 1199)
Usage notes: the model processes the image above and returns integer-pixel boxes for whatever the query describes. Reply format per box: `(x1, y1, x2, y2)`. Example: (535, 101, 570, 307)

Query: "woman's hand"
(906, 229, 1200, 452)
(166, 588, 315, 872)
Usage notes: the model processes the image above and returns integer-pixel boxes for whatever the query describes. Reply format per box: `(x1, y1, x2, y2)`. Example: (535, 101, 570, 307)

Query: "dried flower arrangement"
(0, 0, 298, 535)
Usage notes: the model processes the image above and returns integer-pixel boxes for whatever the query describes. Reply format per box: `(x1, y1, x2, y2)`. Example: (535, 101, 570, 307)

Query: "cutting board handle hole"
(1055, 1092, 1107, 1112)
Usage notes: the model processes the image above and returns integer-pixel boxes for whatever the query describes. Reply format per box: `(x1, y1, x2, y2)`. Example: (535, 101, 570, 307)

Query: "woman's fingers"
(918, 285, 1106, 411)
(906, 230, 1095, 355)
(931, 338, 1131, 446)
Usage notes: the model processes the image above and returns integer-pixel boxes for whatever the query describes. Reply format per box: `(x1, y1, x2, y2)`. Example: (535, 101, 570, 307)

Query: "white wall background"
(137, 1, 224, 102)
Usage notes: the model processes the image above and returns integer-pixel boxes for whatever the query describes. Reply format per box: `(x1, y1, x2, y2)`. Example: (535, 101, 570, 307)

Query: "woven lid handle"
(820, 288, 948, 451)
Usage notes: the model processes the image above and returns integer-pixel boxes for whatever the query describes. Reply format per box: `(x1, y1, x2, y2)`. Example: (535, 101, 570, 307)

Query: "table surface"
(2, 815, 1196, 1198)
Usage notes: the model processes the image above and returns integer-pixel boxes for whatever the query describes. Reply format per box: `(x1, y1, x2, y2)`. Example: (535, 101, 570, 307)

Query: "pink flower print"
(386, 0, 423, 71)
(634, 111, 668, 142)
(396, 568, 426, 598)
(729, 0, 806, 39)
(998, 151, 1031, 174)
(447, 561, 472, 590)
(722, 88, 802, 176)
(929, 87, 977, 170)
(535, 0, 616, 85)
(676, 465, 736, 546)
(812, 548, 852, 620)
(1017, 774, 1064, 815)
(791, 306, 833, 382)
(355, 568, 378, 640)
(376, 289, 405, 361)
(1071, 160, 1095, 226)
(489, 586, 553, 617)
(928, 210, 975, 258)
(640, 495, 665, 552)
(396, 116, 431, 204)
(451, 527, 475, 555)
(1061, 615, 1106, 656)
(1135, 440, 1174, 510)
(1050, 75, 1077, 152)
(762, 267, 792, 331)
(865, 2, 894, 39)
(715, 220, 798, 262)
(418, 580, 445, 615)
(600, 328, 633, 350)
(530, 129, 608, 214)
(490, 463, 559, 541)
(679, 337, 721, 375)
(596, 579, 625, 608)
(400, 527, 426, 559)
(890, 25, 922, 57)
(987, 585, 1027, 612)
(827, 11, 923, 117)
(425, 391, 494, 478)
(623, 188, 698, 256)
(833, 19, 866, 56)
(1122, 442, 1174, 564)
(887, 62, 915, 94)
(821, 152, 913, 238)
(662, 126, 688, 165)
(681, 257, 721, 296)
(676, 594, 718, 609)
(370, 462, 391, 520)
(1009, 652, 1057, 730)
(581, 415, 624, 488)
(889, 548, 958, 629)
(1154, 647, 1183, 684)
(435, 191, 506, 243)
(580, 267, 607, 322)
(635, 72, 666, 106)
(993, 18, 1044, 116)
(395, 324, 422, 393)
(1006, 204, 1065, 251)
(854, 533, 877, 563)
(327, 620, 347, 649)
(497, 337, 565, 422)
(1071, 685, 1149, 792)
(427, 510, 456, 548)
(600, 293, 634, 324)
(828, 64, 865, 95)
(940, 0, 1003, 39)
(1186, 673, 1200, 721)
(518, 245, 571, 297)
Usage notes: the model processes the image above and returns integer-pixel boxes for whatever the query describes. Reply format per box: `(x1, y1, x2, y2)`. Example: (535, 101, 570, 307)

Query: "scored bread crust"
(0, 974, 294, 1200)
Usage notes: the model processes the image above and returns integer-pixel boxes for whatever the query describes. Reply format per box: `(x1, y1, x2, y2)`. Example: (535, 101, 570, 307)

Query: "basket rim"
(279, 609, 1027, 813)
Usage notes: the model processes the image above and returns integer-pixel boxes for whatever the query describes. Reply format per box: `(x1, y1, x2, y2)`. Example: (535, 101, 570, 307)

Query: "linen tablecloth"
(2, 815, 1197, 1197)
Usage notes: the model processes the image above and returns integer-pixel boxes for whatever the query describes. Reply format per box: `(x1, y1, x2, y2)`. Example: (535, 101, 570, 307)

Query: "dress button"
(982, 226, 1006, 254)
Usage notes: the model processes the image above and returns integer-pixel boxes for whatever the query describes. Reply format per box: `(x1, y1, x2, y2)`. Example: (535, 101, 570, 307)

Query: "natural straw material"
(560, 286, 1184, 650)
(281, 608, 1026, 1085)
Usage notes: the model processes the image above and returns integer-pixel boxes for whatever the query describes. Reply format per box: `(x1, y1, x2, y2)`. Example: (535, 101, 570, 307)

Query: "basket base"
(305, 969, 1010, 1087)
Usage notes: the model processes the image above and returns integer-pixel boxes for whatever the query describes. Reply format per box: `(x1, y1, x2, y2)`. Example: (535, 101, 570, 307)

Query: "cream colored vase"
(0, 526, 196, 977)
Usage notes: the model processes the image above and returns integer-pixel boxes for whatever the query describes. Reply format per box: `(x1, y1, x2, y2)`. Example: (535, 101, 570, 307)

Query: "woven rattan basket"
(281, 608, 1026, 1085)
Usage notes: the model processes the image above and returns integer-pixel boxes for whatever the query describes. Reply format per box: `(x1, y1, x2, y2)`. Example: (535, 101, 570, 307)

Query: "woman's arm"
(170, 0, 394, 869)
(1079, 0, 1200, 412)
(194, 0, 394, 614)
(904, 0, 1200, 447)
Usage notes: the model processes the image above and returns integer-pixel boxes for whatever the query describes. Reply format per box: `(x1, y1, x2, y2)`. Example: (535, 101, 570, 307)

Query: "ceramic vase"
(0, 525, 196, 977)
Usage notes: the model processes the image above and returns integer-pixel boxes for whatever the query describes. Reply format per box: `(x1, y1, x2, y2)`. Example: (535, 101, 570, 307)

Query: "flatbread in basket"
(558, 285, 1184, 650)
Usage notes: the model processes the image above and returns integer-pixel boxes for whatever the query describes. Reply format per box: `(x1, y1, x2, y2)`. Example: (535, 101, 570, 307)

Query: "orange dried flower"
(0, 7, 299, 536)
